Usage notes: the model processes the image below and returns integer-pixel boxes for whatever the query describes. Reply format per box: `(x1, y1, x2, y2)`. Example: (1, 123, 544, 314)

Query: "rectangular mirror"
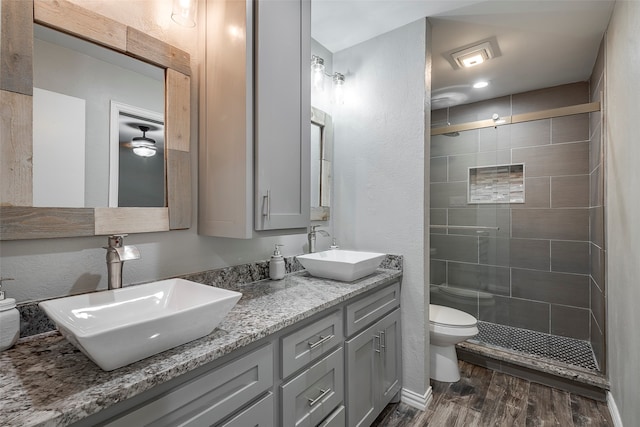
(310, 106, 332, 221)
(33, 24, 166, 208)
(0, 0, 192, 240)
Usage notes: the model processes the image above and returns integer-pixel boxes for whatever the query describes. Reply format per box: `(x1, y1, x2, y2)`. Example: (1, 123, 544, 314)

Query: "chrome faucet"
(308, 225, 330, 253)
(104, 234, 140, 290)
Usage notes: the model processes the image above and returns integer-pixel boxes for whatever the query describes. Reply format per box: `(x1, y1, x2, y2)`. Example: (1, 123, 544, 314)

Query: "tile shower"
(430, 47, 606, 375)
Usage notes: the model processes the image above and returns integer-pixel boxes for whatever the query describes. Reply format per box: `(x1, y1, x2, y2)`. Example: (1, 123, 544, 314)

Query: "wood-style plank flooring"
(372, 361, 613, 426)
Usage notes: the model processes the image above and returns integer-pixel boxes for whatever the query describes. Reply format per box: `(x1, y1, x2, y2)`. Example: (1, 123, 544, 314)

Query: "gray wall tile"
(430, 260, 446, 285)
(591, 313, 605, 371)
(590, 166, 603, 207)
(512, 209, 589, 240)
(512, 269, 590, 307)
(479, 296, 550, 333)
(448, 262, 511, 296)
(430, 156, 448, 182)
(479, 126, 512, 152)
(449, 96, 511, 124)
(589, 118, 602, 172)
(430, 234, 478, 263)
(591, 278, 605, 332)
(510, 238, 550, 270)
(510, 119, 551, 148)
(511, 177, 550, 209)
(431, 130, 478, 157)
(430, 208, 447, 225)
(432, 108, 447, 126)
(512, 82, 589, 114)
(550, 305, 590, 340)
(551, 175, 589, 208)
(479, 237, 510, 267)
(512, 142, 589, 177)
(448, 208, 511, 238)
(551, 241, 590, 274)
(431, 182, 469, 209)
(551, 113, 589, 144)
(448, 150, 512, 182)
(590, 206, 604, 248)
(430, 285, 479, 318)
(590, 243, 605, 290)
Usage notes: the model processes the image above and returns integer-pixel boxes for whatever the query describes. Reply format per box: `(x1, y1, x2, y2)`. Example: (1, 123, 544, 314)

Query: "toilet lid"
(429, 304, 477, 327)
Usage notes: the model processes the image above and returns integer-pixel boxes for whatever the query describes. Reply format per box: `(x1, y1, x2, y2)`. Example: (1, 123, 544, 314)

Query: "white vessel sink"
(297, 249, 386, 282)
(39, 278, 242, 371)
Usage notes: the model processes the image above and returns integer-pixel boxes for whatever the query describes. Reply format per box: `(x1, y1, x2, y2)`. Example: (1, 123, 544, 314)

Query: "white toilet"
(429, 304, 479, 382)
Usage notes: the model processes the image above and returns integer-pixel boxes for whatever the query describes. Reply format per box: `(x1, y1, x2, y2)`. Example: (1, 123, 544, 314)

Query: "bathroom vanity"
(0, 268, 402, 427)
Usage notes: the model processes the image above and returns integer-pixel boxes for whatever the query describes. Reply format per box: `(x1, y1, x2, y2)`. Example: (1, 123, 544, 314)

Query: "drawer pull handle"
(307, 388, 331, 406)
(308, 334, 334, 349)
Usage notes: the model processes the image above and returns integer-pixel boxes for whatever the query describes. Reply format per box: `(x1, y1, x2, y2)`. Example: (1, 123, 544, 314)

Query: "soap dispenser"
(269, 244, 285, 280)
(0, 278, 19, 352)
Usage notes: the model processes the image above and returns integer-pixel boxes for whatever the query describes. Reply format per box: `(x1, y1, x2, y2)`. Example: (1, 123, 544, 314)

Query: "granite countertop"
(0, 269, 402, 427)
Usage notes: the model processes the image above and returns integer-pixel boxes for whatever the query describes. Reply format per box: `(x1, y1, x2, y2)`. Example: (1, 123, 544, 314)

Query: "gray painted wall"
(333, 19, 430, 400)
(605, 1, 640, 424)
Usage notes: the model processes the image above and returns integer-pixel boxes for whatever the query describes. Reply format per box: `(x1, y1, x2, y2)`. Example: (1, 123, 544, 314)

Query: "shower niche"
(468, 163, 524, 204)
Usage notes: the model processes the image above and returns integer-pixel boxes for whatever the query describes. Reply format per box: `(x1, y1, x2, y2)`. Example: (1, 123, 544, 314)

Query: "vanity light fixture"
(171, 0, 197, 28)
(333, 73, 345, 105)
(131, 125, 157, 157)
(311, 55, 346, 103)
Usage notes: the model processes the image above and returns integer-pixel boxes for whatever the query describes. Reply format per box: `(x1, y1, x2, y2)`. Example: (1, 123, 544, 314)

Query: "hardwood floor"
(372, 361, 613, 426)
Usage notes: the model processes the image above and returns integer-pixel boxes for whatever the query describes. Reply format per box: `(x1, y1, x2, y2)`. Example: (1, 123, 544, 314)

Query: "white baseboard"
(400, 386, 432, 411)
(607, 392, 624, 427)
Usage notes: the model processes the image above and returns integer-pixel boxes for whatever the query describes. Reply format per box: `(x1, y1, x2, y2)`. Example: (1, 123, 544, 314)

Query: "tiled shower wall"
(589, 38, 606, 370)
(430, 82, 596, 345)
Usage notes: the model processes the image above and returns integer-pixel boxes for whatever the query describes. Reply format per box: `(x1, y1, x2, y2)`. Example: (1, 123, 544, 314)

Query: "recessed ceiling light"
(473, 81, 489, 89)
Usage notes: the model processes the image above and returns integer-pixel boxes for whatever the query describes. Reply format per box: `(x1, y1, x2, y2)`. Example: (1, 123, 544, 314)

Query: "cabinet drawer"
(218, 392, 274, 427)
(281, 310, 343, 378)
(106, 344, 273, 427)
(281, 347, 344, 427)
(318, 405, 345, 427)
(346, 282, 400, 336)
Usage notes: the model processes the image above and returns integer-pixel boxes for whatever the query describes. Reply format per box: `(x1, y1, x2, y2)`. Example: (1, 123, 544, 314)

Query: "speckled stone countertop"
(0, 268, 402, 427)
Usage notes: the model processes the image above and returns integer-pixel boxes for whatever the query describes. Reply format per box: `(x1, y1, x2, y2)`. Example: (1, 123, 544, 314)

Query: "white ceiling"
(311, 0, 615, 109)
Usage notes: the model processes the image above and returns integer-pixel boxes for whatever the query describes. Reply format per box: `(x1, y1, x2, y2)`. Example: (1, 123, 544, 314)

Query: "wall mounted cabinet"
(199, 0, 310, 238)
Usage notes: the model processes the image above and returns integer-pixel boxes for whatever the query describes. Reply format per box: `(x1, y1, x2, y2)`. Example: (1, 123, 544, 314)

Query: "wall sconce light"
(171, 0, 197, 28)
(333, 73, 345, 105)
(311, 55, 346, 104)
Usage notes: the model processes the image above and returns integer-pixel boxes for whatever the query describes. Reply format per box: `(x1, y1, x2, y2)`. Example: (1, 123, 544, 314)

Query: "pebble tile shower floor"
(470, 321, 599, 371)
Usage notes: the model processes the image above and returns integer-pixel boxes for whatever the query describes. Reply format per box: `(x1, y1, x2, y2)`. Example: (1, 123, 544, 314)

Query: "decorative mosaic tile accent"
(470, 321, 599, 371)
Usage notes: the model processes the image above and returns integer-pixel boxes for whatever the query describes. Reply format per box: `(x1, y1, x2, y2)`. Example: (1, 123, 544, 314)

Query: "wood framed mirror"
(0, 0, 191, 240)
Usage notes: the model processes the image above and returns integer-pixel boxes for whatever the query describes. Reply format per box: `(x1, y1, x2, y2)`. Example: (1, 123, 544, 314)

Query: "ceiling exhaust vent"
(445, 37, 501, 70)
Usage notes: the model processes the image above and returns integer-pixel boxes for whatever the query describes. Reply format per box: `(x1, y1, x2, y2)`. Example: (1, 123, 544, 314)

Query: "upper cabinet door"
(254, 0, 311, 231)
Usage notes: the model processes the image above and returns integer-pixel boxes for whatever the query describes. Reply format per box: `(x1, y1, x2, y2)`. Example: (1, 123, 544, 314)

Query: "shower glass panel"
(430, 124, 509, 325)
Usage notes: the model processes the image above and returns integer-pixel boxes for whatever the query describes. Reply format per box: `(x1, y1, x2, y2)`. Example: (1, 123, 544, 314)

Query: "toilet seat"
(429, 304, 477, 328)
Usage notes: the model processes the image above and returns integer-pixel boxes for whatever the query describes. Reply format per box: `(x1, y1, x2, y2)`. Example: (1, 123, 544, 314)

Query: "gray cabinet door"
(254, 0, 310, 231)
(281, 347, 344, 427)
(105, 344, 273, 427)
(218, 392, 274, 427)
(378, 309, 401, 407)
(345, 308, 402, 427)
(345, 324, 378, 427)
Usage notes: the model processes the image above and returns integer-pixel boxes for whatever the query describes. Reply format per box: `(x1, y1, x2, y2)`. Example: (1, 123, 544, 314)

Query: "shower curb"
(456, 340, 610, 401)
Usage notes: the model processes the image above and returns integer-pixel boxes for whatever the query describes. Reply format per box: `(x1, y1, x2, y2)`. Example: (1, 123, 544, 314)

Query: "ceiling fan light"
(133, 146, 157, 157)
